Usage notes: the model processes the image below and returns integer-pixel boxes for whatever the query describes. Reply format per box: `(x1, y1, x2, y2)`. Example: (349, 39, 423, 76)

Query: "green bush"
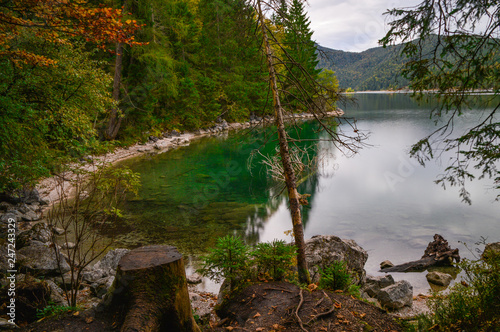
(251, 239, 297, 281)
(318, 260, 353, 291)
(424, 253, 500, 331)
(197, 235, 250, 289)
(36, 303, 79, 319)
(198, 236, 299, 290)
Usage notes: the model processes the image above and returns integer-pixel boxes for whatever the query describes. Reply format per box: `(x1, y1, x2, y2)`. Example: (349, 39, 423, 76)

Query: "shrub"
(36, 303, 79, 319)
(197, 235, 250, 289)
(251, 239, 297, 281)
(425, 252, 500, 331)
(318, 260, 353, 291)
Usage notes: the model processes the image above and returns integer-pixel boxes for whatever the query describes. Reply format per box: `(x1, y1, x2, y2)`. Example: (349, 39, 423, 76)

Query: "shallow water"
(117, 93, 500, 294)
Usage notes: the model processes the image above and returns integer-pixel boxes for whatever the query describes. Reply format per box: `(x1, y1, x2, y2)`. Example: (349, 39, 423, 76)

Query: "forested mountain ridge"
(316, 44, 409, 91)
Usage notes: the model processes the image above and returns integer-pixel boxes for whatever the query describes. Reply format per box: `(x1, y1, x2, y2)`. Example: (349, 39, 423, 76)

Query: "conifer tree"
(281, 0, 320, 110)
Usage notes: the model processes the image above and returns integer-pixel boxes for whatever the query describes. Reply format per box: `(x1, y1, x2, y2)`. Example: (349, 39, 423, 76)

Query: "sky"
(307, 0, 422, 52)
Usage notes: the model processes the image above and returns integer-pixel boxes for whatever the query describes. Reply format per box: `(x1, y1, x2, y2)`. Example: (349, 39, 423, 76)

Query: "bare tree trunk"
(256, 0, 310, 285)
(105, 42, 123, 140)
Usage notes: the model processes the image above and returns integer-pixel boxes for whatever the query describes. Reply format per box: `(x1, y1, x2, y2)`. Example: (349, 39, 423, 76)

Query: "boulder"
(16, 223, 52, 248)
(23, 189, 41, 204)
(82, 248, 130, 283)
(18, 241, 70, 275)
(380, 260, 394, 269)
(376, 280, 413, 310)
(52, 227, 65, 235)
(305, 235, 368, 284)
(426, 271, 453, 287)
(90, 275, 115, 299)
(61, 242, 75, 250)
(0, 212, 18, 224)
(482, 242, 500, 260)
(187, 273, 203, 284)
(362, 274, 395, 298)
(45, 279, 65, 304)
(20, 210, 40, 222)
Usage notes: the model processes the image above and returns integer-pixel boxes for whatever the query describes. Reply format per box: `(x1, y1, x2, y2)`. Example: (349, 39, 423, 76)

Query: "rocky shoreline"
(0, 205, 429, 330)
(36, 110, 344, 208)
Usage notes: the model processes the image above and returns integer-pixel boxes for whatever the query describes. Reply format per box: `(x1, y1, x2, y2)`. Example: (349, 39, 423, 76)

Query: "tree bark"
(256, 0, 310, 284)
(105, 42, 123, 140)
(110, 245, 200, 332)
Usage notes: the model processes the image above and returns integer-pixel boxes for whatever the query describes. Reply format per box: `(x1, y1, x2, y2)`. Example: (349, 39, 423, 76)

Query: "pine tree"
(281, 0, 320, 110)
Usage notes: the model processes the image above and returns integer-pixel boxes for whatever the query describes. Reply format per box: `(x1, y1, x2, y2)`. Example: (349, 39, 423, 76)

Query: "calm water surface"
(118, 93, 500, 293)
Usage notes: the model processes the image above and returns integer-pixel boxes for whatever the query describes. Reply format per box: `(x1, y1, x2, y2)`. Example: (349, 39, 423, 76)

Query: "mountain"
(316, 44, 409, 91)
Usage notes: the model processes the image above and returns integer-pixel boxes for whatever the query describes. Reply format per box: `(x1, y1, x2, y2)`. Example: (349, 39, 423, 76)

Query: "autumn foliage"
(0, 0, 144, 66)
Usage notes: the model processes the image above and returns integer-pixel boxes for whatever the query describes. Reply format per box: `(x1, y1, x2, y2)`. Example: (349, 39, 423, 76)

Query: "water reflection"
(118, 93, 499, 294)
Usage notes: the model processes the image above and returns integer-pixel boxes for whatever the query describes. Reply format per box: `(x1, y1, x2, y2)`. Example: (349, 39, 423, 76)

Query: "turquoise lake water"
(117, 93, 500, 293)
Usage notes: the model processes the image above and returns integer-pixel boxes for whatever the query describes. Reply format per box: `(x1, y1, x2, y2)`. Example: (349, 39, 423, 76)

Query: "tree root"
(306, 291, 336, 325)
(295, 289, 308, 332)
(264, 287, 295, 293)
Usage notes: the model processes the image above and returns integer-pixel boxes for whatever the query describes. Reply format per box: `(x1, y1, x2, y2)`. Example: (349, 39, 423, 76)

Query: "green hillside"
(317, 44, 409, 91)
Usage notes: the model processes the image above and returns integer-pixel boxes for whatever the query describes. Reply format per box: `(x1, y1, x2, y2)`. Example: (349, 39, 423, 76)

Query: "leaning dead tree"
(381, 234, 460, 273)
(253, 0, 365, 284)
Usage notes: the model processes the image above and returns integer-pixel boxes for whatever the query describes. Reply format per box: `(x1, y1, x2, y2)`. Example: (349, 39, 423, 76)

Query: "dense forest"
(0, 0, 325, 193)
(316, 44, 409, 91)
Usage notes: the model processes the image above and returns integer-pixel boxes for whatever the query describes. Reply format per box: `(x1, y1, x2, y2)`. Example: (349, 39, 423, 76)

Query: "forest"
(0, 0, 326, 193)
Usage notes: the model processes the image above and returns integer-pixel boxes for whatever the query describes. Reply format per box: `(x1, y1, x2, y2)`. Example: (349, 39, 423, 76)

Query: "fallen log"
(380, 234, 460, 273)
(109, 245, 200, 332)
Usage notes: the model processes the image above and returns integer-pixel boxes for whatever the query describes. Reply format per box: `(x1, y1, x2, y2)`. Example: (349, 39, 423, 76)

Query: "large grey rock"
(18, 241, 70, 275)
(45, 279, 65, 304)
(0, 212, 18, 224)
(82, 249, 130, 283)
(482, 242, 500, 260)
(17, 223, 52, 248)
(426, 271, 453, 287)
(23, 189, 40, 203)
(187, 273, 202, 284)
(90, 276, 115, 299)
(20, 210, 40, 222)
(305, 235, 368, 284)
(362, 274, 395, 298)
(377, 280, 413, 310)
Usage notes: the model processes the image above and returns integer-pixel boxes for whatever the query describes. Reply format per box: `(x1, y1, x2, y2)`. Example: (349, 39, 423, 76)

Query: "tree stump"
(380, 234, 460, 273)
(110, 245, 200, 332)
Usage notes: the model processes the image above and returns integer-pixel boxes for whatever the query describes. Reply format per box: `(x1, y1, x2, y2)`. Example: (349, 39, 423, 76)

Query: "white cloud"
(306, 0, 421, 52)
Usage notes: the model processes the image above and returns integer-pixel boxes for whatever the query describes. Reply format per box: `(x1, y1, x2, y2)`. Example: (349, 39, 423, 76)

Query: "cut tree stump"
(110, 245, 200, 332)
(380, 234, 460, 273)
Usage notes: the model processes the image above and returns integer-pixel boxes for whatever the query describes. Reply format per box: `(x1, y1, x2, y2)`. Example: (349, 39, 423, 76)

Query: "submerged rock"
(426, 271, 453, 287)
(380, 260, 394, 269)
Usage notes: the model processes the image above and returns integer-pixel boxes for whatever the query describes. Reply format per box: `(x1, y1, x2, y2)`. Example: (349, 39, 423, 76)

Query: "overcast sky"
(307, 0, 422, 52)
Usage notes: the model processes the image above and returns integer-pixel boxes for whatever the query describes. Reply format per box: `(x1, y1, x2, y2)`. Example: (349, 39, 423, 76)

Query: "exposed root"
(295, 289, 308, 332)
(306, 291, 336, 325)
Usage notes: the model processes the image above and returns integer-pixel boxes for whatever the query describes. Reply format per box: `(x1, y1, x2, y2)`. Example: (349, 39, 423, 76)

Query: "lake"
(117, 93, 500, 294)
